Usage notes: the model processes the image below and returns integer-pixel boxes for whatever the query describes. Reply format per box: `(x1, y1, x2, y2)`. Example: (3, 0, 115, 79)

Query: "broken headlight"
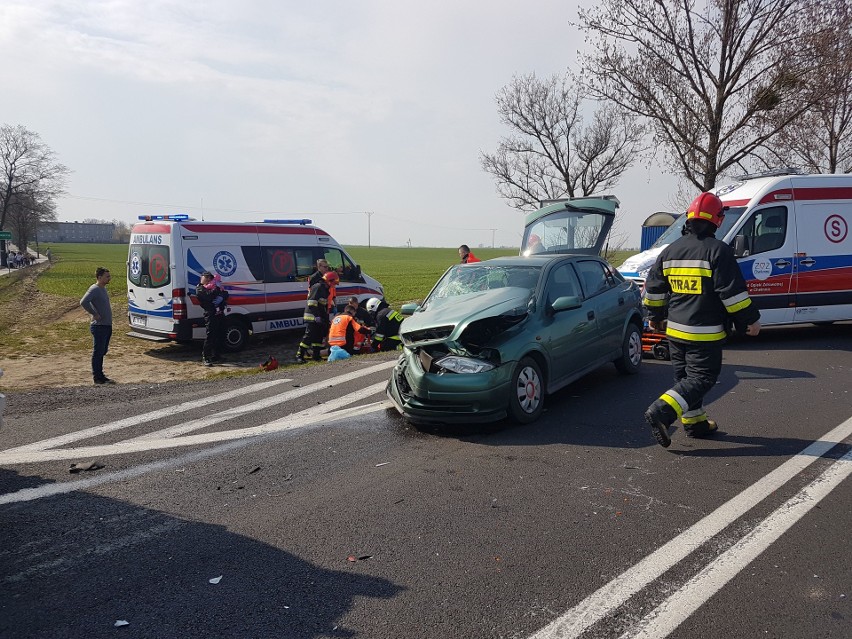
(435, 355, 495, 374)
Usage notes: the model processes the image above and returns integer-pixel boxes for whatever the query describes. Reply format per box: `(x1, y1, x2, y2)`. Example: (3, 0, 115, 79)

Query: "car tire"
(223, 318, 250, 352)
(508, 356, 544, 424)
(614, 323, 642, 374)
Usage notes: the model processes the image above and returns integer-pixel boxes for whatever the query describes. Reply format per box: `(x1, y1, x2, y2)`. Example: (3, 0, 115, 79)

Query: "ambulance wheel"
(508, 356, 544, 424)
(615, 323, 643, 374)
(223, 319, 250, 352)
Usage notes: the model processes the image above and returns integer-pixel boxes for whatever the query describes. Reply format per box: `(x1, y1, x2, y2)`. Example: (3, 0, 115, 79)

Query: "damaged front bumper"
(386, 348, 513, 424)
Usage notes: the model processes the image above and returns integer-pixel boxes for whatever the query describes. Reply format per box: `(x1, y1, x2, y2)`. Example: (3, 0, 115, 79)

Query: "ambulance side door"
(792, 199, 852, 323)
(732, 204, 796, 325)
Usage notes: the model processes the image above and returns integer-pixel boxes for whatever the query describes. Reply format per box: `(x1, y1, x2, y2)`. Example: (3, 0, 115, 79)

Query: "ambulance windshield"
(651, 206, 746, 248)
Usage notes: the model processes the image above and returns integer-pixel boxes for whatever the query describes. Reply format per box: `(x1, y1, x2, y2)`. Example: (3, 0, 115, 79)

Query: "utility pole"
(365, 211, 374, 248)
(490, 228, 496, 248)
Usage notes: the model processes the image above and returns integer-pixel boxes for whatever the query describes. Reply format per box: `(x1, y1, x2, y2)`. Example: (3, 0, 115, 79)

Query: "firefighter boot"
(294, 344, 309, 364)
(312, 346, 323, 361)
(644, 400, 678, 449)
(684, 418, 719, 439)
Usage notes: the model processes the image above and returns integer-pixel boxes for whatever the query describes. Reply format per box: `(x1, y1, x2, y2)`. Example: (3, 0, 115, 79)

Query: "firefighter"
(296, 270, 339, 363)
(307, 258, 331, 289)
(365, 297, 404, 352)
(458, 244, 481, 264)
(328, 304, 372, 355)
(643, 192, 761, 448)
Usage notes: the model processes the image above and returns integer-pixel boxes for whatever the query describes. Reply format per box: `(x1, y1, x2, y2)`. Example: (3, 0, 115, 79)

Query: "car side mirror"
(551, 295, 582, 313)
(400, 303, 420, 315)
(733, 235, 748, 258)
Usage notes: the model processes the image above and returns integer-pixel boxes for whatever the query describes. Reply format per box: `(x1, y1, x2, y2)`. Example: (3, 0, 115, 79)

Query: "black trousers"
(203, 314, 225, 360)
(668, 339, 723, 415)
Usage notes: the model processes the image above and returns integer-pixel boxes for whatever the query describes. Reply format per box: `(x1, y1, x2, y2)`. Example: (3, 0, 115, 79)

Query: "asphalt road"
(1, 323, 850, 639)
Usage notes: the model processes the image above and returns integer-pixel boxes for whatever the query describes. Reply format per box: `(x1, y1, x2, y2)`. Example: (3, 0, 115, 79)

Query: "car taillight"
(172, 288, 186, 320)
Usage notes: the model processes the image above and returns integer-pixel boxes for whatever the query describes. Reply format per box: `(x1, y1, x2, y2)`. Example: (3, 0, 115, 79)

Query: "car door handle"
(587, 311, 595, 321)
(800, 258, 816, 267)
(775, 259, 791, 268)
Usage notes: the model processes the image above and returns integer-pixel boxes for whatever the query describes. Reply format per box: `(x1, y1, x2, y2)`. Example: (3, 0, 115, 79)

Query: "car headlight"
(435, 355, 495, 374)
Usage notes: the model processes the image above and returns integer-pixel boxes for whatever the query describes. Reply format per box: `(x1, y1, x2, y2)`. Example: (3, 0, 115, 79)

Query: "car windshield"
(651, 206, 747, 248)
(428, 265, 542, 300)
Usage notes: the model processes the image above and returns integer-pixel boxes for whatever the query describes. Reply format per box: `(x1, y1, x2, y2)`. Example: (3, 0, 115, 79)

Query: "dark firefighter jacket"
(643, 232, 760, 343)
(304, 281, 333, 325)
(373, 307, 403, 350)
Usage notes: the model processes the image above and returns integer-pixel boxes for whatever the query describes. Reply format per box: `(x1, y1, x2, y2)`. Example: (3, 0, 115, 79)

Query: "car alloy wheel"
(509, 356, 544, 424)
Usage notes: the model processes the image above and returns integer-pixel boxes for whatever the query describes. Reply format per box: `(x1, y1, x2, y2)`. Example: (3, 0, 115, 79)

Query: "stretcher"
(641, 326, 671, 360)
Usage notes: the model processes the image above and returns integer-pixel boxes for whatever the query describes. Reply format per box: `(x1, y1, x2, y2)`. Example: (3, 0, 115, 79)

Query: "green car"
(386, 255, 643, 425)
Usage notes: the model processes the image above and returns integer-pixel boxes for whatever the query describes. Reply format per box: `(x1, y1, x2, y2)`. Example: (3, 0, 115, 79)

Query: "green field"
(26, 243, 635, 308)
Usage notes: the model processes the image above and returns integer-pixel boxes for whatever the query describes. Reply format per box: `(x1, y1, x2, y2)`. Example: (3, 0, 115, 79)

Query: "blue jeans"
(91, 324, 112, 381)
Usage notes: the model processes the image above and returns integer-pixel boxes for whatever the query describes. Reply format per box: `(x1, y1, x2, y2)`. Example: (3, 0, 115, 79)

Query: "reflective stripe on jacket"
(643, 233, 760, 343)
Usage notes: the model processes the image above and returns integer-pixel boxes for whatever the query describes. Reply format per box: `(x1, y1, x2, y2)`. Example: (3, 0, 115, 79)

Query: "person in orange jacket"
(458, 244, 481, 264)
(328, 304, 371, 355)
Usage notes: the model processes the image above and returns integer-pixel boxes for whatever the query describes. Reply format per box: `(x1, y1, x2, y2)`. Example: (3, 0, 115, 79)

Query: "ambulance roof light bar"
(137, 214, 192, 221)
(263, 219, 313, 225)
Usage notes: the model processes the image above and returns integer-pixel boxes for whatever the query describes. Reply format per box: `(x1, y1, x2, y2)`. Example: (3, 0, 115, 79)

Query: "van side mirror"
(733, 235, 748, 258)
(551, 295, 582, 313)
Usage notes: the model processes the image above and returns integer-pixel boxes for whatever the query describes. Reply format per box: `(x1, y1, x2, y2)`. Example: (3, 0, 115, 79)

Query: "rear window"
(128, 245, 171, 289)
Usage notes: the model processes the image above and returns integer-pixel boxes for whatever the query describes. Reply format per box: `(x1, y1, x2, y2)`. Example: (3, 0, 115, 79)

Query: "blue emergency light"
(137, 214, 191, 221)
(263, 219, 312, 225)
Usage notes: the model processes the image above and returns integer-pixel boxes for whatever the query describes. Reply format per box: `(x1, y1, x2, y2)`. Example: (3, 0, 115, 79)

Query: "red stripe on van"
(131, 224, 172, 233)
(796, 267, 852, 293)
(792, 186, 852, 201)
(181, 224, 329, 236)
(720, 198, 751, 207)
(758, 189, 793, 204)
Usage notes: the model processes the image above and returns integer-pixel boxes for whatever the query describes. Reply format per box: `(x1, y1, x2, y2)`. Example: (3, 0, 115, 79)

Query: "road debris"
(114, 620, 130, 627)
(69, 461, 104, 474)
(347, 555, 373, 562)
(209, 576, 223, 584)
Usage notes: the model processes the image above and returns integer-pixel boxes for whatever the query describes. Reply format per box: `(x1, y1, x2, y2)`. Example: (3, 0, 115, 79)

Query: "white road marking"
(528, 414, 852, 639)
(0, 401, 392, 506)
(621, 447, 852, 639)
(1, 379, 291, 454)
(4, 359, 396, 454)
(0, 383, 390, 464)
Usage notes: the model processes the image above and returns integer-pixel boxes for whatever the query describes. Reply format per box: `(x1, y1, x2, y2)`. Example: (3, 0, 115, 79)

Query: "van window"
(128, 244, 171, 289)
(736, 206, 788, 256)
(321, 248, 360, 282)
(262, 247, 315, 283)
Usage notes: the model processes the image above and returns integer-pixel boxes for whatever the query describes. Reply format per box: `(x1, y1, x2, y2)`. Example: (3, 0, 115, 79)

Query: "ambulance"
(126, 216, 384, 351)
(618, 171, 852, 326)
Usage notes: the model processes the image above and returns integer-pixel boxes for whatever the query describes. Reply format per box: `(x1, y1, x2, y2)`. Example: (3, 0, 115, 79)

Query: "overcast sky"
(1, 0, 681, 249)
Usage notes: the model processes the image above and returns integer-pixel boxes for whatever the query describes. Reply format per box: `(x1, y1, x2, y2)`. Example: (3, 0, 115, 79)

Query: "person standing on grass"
(80, 267, 115, 385)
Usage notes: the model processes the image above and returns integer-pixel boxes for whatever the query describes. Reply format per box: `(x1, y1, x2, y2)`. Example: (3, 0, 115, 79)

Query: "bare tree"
(6, 189, 57, 253)
(751, 0, 852, 173)
(481, 73, 645, 211)
(1, 124, 69, 232)
(577, 0, 815, 191)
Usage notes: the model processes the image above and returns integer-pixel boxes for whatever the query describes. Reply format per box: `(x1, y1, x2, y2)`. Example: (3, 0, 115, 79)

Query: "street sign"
(0, 231, 11, 240)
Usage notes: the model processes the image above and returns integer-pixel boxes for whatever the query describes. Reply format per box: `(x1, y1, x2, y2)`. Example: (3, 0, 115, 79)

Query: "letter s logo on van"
(269, 318, 304, 330)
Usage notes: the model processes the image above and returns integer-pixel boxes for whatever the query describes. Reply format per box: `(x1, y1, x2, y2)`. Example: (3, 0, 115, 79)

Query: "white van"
(619, 171, 852, 326)
(126, 216, 384, 350)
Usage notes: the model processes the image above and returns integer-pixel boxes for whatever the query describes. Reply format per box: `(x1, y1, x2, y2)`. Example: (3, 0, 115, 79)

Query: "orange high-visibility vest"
(328, 314, 363, 347)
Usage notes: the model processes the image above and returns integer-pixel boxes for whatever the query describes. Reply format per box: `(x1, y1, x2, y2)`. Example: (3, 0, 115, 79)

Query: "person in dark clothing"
(643, 192, 761, 448)
(365, 297, 403, 352)
(307, 258, 330, 289)
(196, 271, 229, 366)
(458, 244, 481, 264)
(347, 296, 374, 327)
(296, 270, 338, 362)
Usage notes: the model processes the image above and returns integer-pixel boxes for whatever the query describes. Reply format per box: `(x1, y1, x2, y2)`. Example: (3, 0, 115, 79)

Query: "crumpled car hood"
(402, 287, 531, 344)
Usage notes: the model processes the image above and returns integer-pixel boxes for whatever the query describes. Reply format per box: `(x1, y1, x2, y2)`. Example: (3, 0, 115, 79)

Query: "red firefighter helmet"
(686, 192, 726, 228)
(323, 271, 340, 285)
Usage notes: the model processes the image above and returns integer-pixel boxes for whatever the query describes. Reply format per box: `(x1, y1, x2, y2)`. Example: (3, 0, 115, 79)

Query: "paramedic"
(366, 297, 403, 352)
(328, 304, 371, 355)
(643, 192, 761, 448)
(459, 244, 481, 264)
(196, 271, 229, 366)
(297, 270, 339, 362)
